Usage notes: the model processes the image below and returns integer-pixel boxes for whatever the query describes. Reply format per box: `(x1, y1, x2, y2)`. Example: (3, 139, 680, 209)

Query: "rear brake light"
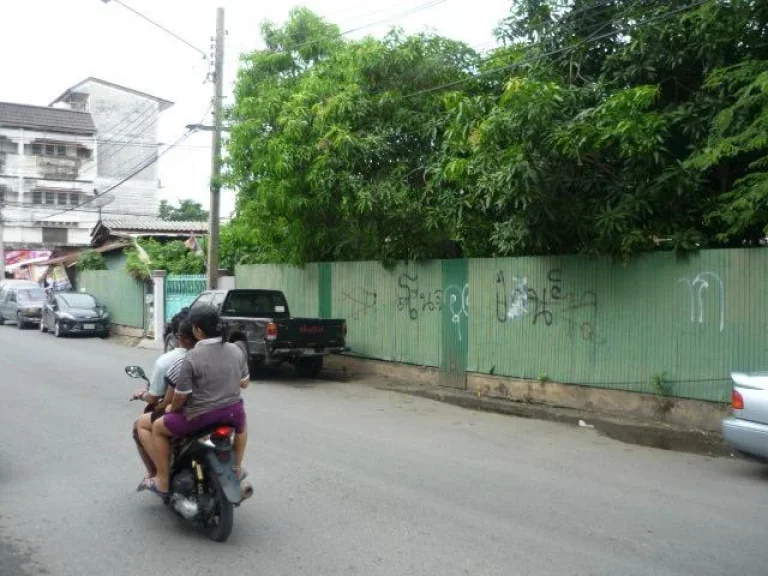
(211, 426, 233, 441)
(265, 322, 277, 341)
(731, 390, 744, 410)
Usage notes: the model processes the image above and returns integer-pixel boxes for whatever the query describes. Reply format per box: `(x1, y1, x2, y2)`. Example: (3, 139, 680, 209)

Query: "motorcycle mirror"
(125, 365, 147, 380)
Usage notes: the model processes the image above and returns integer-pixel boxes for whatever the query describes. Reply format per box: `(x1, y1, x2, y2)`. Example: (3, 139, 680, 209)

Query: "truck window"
(223, 291, 289, 318)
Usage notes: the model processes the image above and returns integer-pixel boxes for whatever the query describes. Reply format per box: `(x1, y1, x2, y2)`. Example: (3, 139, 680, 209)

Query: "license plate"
(84, 324, 96, 330)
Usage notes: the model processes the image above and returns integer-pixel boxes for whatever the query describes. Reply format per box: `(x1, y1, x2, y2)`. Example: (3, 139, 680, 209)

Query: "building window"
(77, 147, 92, 160)
(0, 186, 6, 205)
(45, 144, 55, 156)
(0, 138, 16, 154)
(69, 192, 80, 206)
(57, 192, 68, 205)
(42, 228, 68, 244)
(45, 191, 55, 205)
(32, 190, 43, 205)
(56, 145, 67, 157)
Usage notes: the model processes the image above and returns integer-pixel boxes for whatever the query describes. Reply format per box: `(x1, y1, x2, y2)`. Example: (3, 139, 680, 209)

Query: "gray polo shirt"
(175, 337, 248, 418)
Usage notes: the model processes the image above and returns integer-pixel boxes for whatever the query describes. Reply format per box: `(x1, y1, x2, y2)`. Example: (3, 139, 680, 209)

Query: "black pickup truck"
(164, 289, 346, 377)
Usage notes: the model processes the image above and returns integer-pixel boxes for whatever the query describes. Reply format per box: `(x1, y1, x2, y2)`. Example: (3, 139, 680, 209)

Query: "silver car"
(722, 372, 768, 461)
(0, 280, 46, 329)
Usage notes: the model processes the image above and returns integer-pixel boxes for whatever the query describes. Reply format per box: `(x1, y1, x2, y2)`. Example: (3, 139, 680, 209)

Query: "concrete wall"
(80, 81, 162, 217)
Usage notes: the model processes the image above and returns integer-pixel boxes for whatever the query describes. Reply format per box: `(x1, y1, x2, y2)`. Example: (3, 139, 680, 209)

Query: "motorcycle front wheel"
(204, 473, 234, 543)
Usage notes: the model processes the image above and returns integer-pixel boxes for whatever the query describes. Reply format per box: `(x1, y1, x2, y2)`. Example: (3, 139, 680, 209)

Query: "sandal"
(139, 477, 168, 499)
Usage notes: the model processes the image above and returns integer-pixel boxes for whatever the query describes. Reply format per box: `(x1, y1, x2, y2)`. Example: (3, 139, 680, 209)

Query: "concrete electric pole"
(206, 7, 225, 290)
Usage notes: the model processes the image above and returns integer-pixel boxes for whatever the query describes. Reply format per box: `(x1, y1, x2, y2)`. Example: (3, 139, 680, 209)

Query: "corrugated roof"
(0, 102, 96, 135)
(100, 218, 208, 233)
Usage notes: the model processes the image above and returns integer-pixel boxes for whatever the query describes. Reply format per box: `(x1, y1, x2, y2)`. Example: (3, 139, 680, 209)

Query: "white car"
(722, 372, 768, 461)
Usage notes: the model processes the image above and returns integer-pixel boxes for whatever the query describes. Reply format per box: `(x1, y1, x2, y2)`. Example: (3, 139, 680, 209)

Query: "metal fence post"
(151, 270, 167, 346)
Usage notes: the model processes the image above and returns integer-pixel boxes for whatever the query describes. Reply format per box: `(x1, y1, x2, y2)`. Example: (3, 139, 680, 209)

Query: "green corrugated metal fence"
(236, 248, 768, 402)
(78, 269, 145, 329)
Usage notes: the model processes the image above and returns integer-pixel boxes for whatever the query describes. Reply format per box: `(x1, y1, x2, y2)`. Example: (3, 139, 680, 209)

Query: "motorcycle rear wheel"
(204, 474, 234, 542)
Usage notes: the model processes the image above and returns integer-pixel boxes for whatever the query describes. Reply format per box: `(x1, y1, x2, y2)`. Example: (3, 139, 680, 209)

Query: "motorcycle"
(125, 365, 252, 542)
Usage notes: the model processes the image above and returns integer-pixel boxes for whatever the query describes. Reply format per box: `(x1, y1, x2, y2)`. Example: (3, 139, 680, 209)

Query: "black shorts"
(143, 403, 164, 423)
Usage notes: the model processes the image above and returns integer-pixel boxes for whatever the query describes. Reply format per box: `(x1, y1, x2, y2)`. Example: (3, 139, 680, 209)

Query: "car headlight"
(59, 312, 75, 320)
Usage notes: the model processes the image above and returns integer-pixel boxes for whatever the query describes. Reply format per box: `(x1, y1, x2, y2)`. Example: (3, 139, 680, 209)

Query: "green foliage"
(158, 199, 209, 222)
(75, 250, 106, 271)
(124, 239, 204, 280)
(226, 2, 768, 264)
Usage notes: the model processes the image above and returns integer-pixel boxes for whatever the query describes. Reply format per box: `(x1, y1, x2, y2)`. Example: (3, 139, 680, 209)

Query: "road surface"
(1, 326, 766, 576)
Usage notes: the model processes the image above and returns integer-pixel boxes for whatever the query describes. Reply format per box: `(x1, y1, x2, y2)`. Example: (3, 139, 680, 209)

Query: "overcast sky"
(0, 0, 510, 218)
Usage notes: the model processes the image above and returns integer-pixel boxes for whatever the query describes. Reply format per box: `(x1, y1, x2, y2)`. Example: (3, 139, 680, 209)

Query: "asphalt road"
(1, 326, 767, 576)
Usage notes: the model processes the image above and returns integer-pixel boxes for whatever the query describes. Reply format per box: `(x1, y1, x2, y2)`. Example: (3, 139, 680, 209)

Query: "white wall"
(0, 125, 97, 248)
(74, 80, 165, 217)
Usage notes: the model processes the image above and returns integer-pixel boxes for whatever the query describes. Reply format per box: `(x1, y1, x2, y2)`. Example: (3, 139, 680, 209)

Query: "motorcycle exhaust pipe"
(240, 480, 254, 502)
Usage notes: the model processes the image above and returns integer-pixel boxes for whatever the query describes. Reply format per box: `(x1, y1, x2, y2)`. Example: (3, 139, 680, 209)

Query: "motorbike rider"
(131, 309, 192, 482)
(141, 305, 249, 497)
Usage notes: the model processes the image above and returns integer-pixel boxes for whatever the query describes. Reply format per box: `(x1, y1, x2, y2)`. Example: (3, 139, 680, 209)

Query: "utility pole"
(206, 7, 225, 290)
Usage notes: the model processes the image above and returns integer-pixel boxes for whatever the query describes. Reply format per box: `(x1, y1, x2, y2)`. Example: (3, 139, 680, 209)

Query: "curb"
(382, 385, 729, 457)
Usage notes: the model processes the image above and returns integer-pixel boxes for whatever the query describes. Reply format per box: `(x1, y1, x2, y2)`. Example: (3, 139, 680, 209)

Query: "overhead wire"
(41, 129, 195, 220)
(104, 0, 207, 59)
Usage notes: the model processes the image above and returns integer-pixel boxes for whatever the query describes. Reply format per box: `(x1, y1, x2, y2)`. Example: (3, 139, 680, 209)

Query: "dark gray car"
(0, 281, 46, 329)
(40, 291, 110, 338)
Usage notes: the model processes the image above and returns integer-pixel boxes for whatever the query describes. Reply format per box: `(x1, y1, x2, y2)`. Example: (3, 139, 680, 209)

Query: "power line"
(400, 0, 713, 99)
(41, 130, 194, 220)
(102, 0, 207, 59)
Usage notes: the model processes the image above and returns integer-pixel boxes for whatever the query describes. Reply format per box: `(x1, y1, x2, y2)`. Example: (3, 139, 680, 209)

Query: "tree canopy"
(223, 1, 768, 265)
(158, 199, 209, 222)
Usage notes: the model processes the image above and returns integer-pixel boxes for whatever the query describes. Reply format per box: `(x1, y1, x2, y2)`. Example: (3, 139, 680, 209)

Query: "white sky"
(0, 0, 509, 218)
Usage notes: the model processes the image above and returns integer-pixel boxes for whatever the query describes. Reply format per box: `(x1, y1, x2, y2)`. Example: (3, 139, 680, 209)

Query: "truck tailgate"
(274, 318, 345, 349)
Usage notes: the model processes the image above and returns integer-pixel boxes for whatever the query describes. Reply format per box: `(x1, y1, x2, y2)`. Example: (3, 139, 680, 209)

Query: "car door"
(7, 290, 18, 321)
(43, 293, 56, 329)
(0, 286, 7, 320)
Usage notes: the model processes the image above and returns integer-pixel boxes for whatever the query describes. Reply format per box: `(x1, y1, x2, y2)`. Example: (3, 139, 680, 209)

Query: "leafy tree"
(75, 250, 106, 271)
(225, 2, 768, 263)
(225, 8, 479, 265)
(125, 239, 204, 280)
(158, 199, 209, 222)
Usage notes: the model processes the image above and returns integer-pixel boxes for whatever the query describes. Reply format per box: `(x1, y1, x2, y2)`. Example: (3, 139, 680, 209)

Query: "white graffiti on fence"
(443, 283, 469, 341)
(677, 272, 725, 332)
(507, 276, 528, 319)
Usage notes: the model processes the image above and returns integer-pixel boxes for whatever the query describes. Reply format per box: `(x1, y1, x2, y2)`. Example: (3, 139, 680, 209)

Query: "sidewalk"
(322, 358, 729, 457)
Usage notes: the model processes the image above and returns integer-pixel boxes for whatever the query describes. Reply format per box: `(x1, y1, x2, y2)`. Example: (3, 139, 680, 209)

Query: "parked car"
(0, 280, 46, 329)
(164, 289, 347, 377)
(40, 291, 110, 338)
(722, 372, 768, 461)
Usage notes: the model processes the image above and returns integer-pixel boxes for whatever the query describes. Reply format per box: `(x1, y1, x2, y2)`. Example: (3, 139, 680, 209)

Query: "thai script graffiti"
(495, 269, 599, 343)
(396, 272, 469, 340)
(678, 272, 725, 332)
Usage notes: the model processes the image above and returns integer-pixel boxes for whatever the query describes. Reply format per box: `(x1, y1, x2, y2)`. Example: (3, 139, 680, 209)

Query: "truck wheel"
(296, 357, 323, 378)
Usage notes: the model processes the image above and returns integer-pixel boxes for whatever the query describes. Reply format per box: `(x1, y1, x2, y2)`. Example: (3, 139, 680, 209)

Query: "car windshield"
(223, 291, 289, 318)
(60, 294, 97, 308)
(17, 288, 46, 302)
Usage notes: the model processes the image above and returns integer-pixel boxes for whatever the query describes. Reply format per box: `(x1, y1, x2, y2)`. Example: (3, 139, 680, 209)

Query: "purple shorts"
(163, 400, 246, 437)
